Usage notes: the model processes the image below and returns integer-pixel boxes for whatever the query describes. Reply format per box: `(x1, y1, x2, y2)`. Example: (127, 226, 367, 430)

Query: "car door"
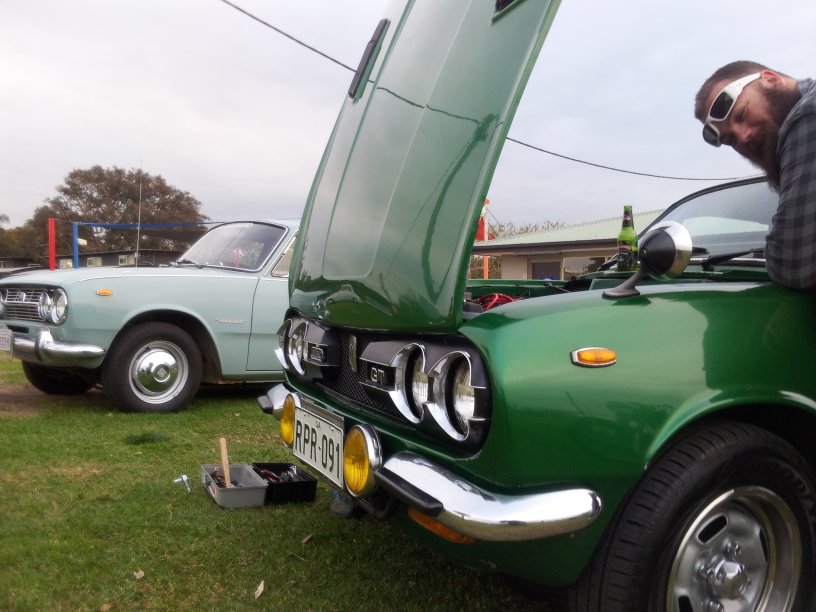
(246, 233, 297, 373)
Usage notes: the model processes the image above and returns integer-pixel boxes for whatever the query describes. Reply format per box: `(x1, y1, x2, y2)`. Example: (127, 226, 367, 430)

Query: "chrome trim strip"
(380, 451, 602, 542)
(14, 330, 106, 365)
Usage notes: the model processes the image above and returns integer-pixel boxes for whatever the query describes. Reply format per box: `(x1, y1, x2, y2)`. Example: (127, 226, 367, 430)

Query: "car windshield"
(179, 222, 286, 271)
(650, 180, 776, 259)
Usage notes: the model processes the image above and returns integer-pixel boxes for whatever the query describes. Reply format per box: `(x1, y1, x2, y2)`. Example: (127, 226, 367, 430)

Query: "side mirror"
(603, 221, 692, 299)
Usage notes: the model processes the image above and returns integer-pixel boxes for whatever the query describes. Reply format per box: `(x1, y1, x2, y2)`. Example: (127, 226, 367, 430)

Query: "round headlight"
(48, 290, 68, 324)
(343, 425, 381, 497)
(450, 359, 475, 435)
(279, 394, 296, 446)
(410, 353, 429, 414)
(37, 292, 52, 319)
(286, 322, 307, 374)
(0, 288, 6, 318)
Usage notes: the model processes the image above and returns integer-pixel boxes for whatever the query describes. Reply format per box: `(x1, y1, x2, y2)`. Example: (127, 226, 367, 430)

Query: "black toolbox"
(251, 462, 317, 504)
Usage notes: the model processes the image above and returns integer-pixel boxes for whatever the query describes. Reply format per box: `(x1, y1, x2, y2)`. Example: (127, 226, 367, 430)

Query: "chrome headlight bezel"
(275, 319, 291, 371)
(427, 352, 476, 442)
(0, 287, 6, 318)
(47, 289, 68, 324)
(450, 358, 476, 435)
(286, 321, 307, 375)
(277, 315, 341, 378)
(37, 291, 52, 320)
(409, 350, 429, 417)
(35, 289, 69, 324)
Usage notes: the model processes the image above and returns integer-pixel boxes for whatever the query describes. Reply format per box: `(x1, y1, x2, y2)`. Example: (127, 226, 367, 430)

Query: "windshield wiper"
(173, 258, 203, 268)
(699, 248, 764, 271)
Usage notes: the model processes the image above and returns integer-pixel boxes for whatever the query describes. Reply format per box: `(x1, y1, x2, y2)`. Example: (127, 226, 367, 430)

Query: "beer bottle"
(616, 205, 638, 272)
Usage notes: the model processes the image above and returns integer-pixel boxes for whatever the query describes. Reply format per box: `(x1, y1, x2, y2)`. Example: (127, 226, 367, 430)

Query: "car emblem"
(19, 291, 27, 302)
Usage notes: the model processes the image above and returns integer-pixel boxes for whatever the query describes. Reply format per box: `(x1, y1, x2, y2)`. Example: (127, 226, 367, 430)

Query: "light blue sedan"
(0, 220, 298, 412)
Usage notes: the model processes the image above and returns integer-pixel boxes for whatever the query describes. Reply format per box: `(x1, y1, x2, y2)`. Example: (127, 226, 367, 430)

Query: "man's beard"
(741, 87, 802, 190)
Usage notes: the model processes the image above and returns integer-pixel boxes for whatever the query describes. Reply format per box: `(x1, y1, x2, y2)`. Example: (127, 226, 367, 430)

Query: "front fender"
(460, 282, 816, 492)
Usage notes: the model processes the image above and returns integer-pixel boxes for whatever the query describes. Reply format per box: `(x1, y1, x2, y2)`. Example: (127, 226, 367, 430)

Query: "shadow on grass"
(0, 377, 273, 417)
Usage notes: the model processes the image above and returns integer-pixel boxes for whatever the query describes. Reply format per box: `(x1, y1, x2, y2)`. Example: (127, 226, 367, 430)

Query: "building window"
(563, 256, 607, 278)
(87, 256, 102, 267)
(530, 261, 561, 280)
(118, 254, 135, 266)
(58, 259, 73, 269)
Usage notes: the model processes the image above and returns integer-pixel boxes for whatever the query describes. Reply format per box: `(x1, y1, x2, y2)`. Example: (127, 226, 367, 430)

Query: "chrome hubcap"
(667, 486, 800, 612)
(129, 341, 188, 404)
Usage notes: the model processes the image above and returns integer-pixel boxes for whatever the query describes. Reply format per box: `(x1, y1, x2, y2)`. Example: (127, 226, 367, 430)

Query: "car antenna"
(135, 160, 143, 269)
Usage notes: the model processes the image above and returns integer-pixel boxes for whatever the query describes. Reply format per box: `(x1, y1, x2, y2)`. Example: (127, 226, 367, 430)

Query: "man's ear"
(760, 69, 784, 88)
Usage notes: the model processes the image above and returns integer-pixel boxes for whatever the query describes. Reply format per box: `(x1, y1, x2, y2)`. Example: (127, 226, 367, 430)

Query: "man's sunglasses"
(702, 72, 761, 147)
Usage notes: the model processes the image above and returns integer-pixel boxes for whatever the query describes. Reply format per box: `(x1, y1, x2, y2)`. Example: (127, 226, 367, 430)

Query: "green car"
(261, 1, 816, 609)
(0, 220, 298, 412)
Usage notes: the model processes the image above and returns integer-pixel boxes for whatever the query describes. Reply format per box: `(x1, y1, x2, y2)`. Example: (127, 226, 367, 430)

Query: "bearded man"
(695, 61, 816, 289)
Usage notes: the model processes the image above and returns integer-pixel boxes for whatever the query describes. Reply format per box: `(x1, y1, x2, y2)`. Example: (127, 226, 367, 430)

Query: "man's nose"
(731, 123, 754, 147)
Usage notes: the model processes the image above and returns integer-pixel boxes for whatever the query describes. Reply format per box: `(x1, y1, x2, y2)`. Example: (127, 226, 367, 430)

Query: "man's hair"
(694, 61, 772, 121)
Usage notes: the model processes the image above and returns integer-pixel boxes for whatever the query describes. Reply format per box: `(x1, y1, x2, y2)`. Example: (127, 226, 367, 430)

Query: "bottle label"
(617, 242, 637, 271)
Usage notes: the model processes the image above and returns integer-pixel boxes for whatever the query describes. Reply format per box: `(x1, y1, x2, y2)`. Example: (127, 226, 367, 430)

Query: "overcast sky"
(2, 0, 814, 232)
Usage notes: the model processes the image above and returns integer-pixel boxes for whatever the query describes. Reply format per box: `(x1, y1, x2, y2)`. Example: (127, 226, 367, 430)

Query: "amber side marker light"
(571, 347, 617, 368)
(96, 289, 113, 296)
(408, 508, 475, 544)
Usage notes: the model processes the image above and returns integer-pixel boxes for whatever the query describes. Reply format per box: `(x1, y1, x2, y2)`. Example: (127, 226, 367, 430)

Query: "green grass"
(0, 359, 563, 611)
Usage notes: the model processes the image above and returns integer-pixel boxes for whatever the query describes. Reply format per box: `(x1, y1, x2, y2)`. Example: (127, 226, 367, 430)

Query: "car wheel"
(22, 362, 95, 395)
(569, 421, 816, 612)
(101, 323, 202, 413)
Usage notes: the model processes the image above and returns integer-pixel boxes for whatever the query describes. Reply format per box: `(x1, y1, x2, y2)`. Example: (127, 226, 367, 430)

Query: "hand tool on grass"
(219, 437, 233, 488)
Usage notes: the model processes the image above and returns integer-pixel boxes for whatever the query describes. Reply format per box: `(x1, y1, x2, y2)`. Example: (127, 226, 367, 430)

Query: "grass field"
(0, 358, 563, 611)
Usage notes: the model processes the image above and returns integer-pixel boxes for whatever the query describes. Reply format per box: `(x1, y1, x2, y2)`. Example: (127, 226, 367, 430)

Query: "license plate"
(0, 329, 12, 357)
(293, 400, 344, 487)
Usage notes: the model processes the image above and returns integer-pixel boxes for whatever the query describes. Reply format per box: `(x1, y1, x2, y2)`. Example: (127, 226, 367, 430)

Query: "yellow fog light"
(571, 347, 617, 368)
(280, 395, 296, 446)
(343, 425, 381, 497)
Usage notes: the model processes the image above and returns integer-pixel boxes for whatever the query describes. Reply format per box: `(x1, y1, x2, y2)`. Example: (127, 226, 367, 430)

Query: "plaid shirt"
(765, 78, 816, 289)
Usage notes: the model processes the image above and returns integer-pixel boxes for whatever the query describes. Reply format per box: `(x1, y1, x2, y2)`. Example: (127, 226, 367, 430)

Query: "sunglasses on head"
(702, 72, 761, 147)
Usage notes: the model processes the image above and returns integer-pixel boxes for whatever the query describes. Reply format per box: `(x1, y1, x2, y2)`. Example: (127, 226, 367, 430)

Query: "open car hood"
(290, 0, 560, 332)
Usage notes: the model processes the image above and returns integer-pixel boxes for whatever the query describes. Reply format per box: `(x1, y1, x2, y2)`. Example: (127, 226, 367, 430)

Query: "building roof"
(473, 209, 663, 254)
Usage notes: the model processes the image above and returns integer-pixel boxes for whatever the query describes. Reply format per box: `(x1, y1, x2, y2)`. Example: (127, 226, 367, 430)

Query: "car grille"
(317, 332, 402, 420)
(2, 287, 47, 322)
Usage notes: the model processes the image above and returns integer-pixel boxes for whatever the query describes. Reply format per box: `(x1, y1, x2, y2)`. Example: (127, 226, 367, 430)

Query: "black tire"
(101, 323, 202, 413)
(22, 362, 95, 395)
(569, 421, 816, 612)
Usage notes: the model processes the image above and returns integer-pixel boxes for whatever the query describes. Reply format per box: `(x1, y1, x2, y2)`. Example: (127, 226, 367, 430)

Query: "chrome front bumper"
(13, 329, 106, 366)
(261, 384, 602, 543)
(376, 452, 602, 542)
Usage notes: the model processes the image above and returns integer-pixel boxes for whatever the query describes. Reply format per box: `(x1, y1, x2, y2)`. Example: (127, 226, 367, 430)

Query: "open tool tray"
(201, 464, 267, 508)
(252, 462, 317, 504)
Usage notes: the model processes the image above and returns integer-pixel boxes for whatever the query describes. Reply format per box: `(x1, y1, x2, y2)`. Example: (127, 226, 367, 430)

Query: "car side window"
(269, 235, 297, 278)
